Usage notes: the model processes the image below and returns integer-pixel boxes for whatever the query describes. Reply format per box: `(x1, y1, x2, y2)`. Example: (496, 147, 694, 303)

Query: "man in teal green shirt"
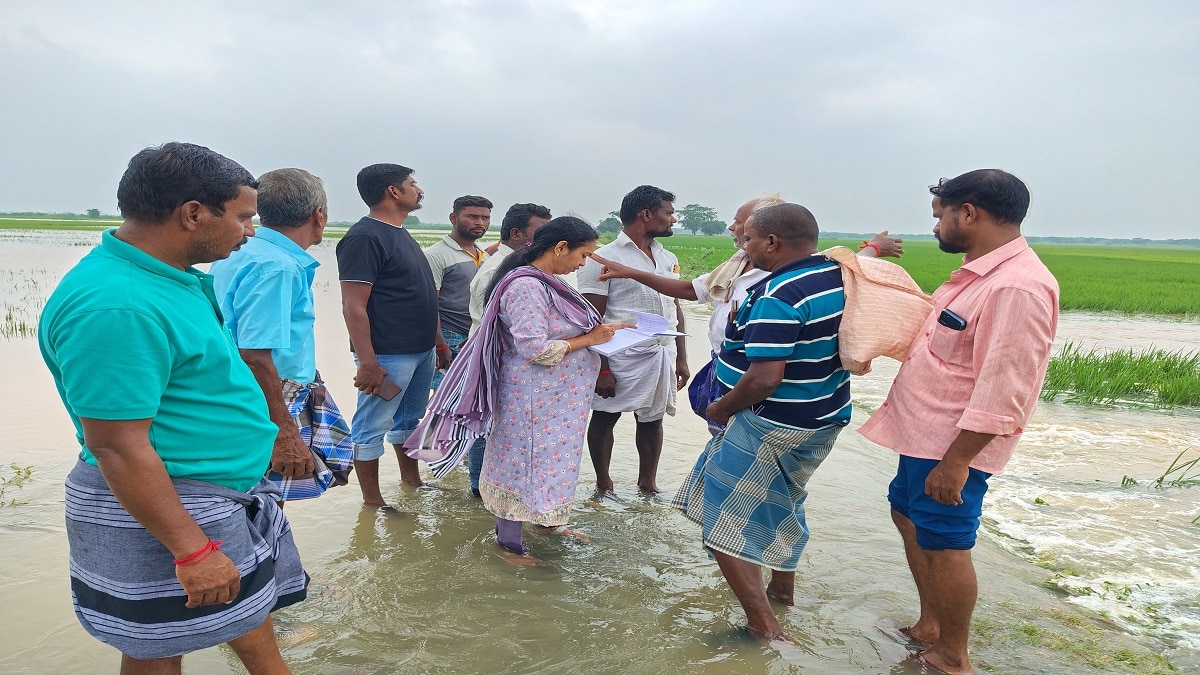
(39, 142, 306, 672)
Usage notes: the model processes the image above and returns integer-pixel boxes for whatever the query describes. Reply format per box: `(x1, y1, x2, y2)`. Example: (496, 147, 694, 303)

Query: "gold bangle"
(564, 340, 573, 355)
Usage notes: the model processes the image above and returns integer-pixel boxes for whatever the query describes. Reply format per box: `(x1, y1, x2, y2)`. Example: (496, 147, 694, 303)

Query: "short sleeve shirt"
(716, 255, 850, 429)
(424, 235, 487, 335)
(38, 230, 278, 492)
(336, 217, 439, 354)
(469, 242, 516, 336)
(576, 232, 680, 330)
(210, 226, 319, 383)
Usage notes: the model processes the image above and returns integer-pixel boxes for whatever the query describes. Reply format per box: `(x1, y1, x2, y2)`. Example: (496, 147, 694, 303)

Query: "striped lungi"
(268, 379, 354, 501)
(671, 409, 842, 571)
(65, 460, 309, 659)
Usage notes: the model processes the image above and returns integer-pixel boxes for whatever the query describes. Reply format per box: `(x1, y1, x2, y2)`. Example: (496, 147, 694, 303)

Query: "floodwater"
(1, 231, 1198, 673)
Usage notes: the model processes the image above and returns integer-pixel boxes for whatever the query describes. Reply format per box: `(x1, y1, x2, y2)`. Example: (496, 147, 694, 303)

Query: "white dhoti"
(591, 341, 677, 422)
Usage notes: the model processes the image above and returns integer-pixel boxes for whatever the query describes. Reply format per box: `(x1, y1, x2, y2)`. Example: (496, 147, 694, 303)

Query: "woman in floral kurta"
(479, 275, 600, 526)
(469, 217, 630, 557)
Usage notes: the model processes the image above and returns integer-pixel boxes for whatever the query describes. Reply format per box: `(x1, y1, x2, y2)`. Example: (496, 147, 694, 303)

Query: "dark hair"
(452, 195, 493, 214)
(357, 163, 414, 207)
(116, 142, 256, 223)
(257, 168, 327, 228)
(747, 203, 819, 247)
(485, 216, 598, 301)
(930, 169, 1030, 225)
(619, 185, 675, 224)
(500, 202, 552, 242)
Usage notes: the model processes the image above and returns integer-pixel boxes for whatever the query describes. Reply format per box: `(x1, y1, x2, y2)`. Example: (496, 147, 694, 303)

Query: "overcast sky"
(2, 1, 1197, 238)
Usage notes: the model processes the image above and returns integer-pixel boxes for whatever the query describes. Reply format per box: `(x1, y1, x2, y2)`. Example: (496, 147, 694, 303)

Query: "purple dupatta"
(405, 266, 601, 478)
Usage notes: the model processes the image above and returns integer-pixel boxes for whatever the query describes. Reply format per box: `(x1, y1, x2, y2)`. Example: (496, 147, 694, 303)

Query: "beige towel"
(704, 250, 751, 303)
(822, 246, 933, 375)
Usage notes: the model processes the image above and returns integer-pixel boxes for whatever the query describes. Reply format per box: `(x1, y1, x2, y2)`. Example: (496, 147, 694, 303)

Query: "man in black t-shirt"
(336, 163, 449, 505)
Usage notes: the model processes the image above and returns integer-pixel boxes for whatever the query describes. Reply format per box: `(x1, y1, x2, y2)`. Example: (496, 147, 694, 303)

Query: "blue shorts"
(888, 455, 991, 551)
(350, 350, 435, 461)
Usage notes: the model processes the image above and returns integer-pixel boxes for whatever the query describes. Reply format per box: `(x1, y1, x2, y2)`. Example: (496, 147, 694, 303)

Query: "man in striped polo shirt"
(672, 202, 849, 643)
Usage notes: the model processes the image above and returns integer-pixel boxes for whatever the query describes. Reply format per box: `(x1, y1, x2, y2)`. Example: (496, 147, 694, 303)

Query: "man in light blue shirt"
(212, 168, 353, 500)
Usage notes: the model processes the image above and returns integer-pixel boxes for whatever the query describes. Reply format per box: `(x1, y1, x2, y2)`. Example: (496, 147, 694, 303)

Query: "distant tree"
(596, 215, 621, 236)
(404, 215, 420, 227)
(699, 219, 729, 236)
(677, 203, 727, 236)
(86, 208, 101, 218)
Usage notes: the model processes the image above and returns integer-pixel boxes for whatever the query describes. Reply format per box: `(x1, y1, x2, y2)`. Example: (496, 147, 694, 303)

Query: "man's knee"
(634, 417, 663, 430)
(590, 411, 621, 428)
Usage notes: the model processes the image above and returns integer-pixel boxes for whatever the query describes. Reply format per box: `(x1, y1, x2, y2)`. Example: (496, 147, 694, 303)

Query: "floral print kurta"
(479, 276, 600, 526)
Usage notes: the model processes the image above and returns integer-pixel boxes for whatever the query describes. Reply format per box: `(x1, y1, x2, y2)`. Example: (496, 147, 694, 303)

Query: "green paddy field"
(656, 234, 1200, 317)
(3, 219, 1196, 316)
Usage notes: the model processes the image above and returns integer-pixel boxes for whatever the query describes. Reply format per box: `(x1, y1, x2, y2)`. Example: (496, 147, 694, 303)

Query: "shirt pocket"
(927, 320, 972, 368)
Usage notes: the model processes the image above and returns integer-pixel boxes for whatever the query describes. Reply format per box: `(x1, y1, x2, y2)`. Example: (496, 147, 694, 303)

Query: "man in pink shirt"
(859, 169, 1058, 674)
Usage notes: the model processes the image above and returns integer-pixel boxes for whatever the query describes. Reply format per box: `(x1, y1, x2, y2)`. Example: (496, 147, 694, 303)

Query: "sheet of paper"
(587, 328, 658, 357)
(588, 311, 687, 356)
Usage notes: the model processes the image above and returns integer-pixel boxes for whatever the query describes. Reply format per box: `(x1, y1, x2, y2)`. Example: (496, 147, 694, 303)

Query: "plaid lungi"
(65, 460, 308, 659)
(267, 379, 353, 501)
(671, 409, 842, 571)
(431, 326, 468, 390)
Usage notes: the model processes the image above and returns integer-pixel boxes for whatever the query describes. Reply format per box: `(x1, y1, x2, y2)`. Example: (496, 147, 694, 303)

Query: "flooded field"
(1, 231, 1197, 673)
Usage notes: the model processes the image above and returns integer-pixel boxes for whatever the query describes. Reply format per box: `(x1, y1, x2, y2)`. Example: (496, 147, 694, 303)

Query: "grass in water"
(1152, 450, 1200, 488)
(1041, 343, 1200, 408)
(0, 465, 34, 507)
(972, 601, 1178, 673)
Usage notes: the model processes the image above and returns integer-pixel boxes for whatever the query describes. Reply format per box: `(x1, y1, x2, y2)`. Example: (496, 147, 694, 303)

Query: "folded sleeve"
(958, 287, 1057, 435)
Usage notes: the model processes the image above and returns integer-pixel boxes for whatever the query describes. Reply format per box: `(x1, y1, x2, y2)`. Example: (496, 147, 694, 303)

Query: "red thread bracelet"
(435, 345, 450, 352)
(599, 369, 612, 376)
(174, 539, 223, 566)
(861, 242, 881, 255)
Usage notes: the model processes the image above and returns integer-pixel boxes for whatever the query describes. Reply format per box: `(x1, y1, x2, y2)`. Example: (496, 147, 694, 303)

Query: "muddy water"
(1, 231, 1198, 673)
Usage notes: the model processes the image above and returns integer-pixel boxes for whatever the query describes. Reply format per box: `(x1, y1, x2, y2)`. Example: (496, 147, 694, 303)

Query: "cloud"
(0, 0, 1197, 238)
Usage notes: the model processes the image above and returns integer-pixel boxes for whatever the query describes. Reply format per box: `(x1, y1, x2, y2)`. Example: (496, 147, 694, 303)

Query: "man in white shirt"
(468, 203, 552, 336)
(577, 185, 690, 496)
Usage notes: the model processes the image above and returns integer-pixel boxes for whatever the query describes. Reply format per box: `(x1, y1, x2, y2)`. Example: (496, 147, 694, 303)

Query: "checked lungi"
(431, 326, 468, 390)
(671, 409, 842, 571)
(65, 460, 309, 659)
(268, 378, 354, 501)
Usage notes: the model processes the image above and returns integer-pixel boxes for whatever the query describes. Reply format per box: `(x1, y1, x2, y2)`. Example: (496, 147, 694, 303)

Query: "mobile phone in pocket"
(376, 377, 403, 401)
(938, 308, 968, 331)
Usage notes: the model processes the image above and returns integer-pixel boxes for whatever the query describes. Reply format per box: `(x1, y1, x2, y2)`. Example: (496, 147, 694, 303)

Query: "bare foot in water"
(766, 587, 794, 606)
(498, 549, 544, 567)
(535, 525, 591, 544)
(592, 487, 617, 502)
(918, 649, 974, 674)
(748, 625, 793, 648)
(378, 505, 418, 521)
(766, 571, 795, 606)
(903, 622, 939, 646)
